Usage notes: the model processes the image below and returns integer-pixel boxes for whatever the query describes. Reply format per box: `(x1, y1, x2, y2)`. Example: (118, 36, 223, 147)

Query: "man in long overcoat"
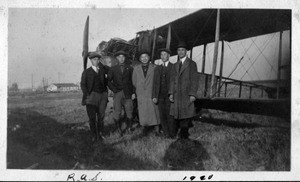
(80, 52, 109, 141)
(152, 48, 177, 138)
(132, 50, 160, 136)
(107, 50, 135, 136)
(169, 42, 198, 139)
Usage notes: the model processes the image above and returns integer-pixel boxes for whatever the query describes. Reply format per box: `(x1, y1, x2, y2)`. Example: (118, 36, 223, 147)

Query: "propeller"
(82, 16, 89, 70)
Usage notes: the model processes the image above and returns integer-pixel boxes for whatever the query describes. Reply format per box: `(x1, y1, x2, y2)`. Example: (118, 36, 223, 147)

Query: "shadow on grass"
(7, 108, 157, 169)
(163, 139, 210, 170)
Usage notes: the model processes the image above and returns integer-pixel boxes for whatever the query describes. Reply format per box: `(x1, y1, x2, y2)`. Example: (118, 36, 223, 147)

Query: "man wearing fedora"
(132, 50, 160, 136)
(169, 42, 198, 139)
(107, 50, 135, 136)
(81, 52, 109, 141)
(152, 48, 177, 138)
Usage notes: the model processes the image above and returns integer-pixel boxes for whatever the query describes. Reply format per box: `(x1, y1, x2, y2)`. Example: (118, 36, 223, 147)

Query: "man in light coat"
(132, 50, 160, 136)
(169, 42, 199, 139)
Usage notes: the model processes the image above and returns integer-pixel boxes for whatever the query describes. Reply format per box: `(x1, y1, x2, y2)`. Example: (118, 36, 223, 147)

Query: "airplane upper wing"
(152, 9, 291, 58)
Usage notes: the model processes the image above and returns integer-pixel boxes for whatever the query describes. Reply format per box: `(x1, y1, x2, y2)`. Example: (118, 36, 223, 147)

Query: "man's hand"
(169, 94, 174, 102)
(131, 93, 136, 100)
(190, 96, 196, 102)
(152, 98, 158, 104)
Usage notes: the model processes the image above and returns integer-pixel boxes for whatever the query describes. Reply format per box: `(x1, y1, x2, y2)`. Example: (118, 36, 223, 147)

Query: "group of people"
(80, 41, 198, 141)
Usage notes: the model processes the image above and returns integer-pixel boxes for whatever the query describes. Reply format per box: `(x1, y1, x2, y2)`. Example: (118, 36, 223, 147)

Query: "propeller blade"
(83, 16, 89, 70)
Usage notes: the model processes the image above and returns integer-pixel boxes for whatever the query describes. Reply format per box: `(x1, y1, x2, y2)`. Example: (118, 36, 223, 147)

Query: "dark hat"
(114, 50, 128, 57)
(88, 52, 101, 59)
(138, 49, 150, 58)
(158, 48, 171, 55)
(177, 41, 187, 49)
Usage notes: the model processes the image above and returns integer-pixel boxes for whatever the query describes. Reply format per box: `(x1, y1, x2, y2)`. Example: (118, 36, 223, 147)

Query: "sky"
(8, 8, 198, 89)
(8, 8, 290, 89)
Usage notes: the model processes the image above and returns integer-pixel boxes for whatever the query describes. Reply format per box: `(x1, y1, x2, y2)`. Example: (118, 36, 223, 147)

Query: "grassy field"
(7, 92, 290, 170)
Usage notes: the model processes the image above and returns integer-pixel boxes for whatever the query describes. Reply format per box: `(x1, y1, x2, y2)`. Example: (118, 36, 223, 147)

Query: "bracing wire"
(239, 40, 261, 80)
(212, 33, 276, 98)
(191, 10, 215, 47)
(226, 38, 256, 80)
(250, 38, 276, 77)
(238, 33, 277, 81)
(224, 33, 277, 97)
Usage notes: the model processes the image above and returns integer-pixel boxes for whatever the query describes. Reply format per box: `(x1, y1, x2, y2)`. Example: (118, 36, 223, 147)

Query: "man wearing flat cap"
(107, 50, 135, 136)
(169, 41, 198, 139)
(152, 48, 177, 138)
(80, 52, 109, 141)
(132, 50, 160, 136)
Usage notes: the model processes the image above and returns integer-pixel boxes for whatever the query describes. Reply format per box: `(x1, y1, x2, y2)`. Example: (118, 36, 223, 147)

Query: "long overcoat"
(169, 58, 198, 119)
(132, 63, 160, 126)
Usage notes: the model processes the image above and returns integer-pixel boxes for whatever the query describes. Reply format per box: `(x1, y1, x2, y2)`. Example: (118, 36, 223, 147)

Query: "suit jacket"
(107, 63, 134, 99)
(152, 62, 174, 99)
(169, 57, 199, 119)
(80, 63, 108, 105)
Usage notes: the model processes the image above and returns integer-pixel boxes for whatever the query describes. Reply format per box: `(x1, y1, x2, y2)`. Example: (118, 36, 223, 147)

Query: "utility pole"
(42, 77, 45, 91)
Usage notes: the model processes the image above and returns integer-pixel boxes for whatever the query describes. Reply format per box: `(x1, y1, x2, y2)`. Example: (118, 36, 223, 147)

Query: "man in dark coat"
(169, 42, 198, 139)
(152, 48, 177, 138)
(80, 52, 109, 141)
(107, 50, 135, 136)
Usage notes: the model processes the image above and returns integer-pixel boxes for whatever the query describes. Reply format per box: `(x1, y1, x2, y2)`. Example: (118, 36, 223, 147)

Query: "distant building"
(47, 83, 79, 92)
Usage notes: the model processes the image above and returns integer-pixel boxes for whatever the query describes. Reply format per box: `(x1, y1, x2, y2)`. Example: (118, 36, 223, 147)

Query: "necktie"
(179, 61, 182, 71)
(120, 65, 124, 74)
(163, 62, 166, 67)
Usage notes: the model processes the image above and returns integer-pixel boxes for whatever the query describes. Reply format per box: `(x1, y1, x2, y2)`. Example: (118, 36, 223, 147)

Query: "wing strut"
(210, 9, 220, 97)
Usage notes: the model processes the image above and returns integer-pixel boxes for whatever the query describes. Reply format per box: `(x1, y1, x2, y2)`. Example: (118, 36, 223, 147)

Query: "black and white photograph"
(0, 0, 299, 181)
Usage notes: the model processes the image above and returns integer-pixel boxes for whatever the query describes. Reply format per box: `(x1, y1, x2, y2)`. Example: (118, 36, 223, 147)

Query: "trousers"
(112, 90, 133, 120)
(85, 91, 108, 135)
(158, 96, 178, 137)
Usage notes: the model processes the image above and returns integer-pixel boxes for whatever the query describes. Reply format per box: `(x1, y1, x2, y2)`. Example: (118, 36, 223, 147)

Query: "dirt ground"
(7, 92, 290, 170)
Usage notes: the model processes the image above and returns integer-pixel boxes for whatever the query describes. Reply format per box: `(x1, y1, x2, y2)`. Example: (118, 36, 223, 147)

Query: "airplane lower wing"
(194, 98, 290, 118)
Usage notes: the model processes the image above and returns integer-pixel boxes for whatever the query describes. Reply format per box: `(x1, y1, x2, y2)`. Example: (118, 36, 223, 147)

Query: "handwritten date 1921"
(183, 174, 213, 181)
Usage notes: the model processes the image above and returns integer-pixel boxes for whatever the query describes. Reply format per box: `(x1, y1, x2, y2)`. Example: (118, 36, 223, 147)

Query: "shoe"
(142, 127, 149, 136)
(178, 128, 190, 139)
(114, 118, 123, 135)
(98, 133, 105, 141)
(155, 132, 164, 137)
(126, 118, 135, 133)
(92, 136, 97, 142)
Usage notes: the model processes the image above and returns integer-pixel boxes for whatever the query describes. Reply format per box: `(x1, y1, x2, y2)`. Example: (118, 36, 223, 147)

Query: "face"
(177, 47, 187, 59)
(116, 54, 126, 64)
(160, 51, 170, 62)
(100, 56, 112, 67)
(139, 54, 150, 64)
(90, 57, 100, 67)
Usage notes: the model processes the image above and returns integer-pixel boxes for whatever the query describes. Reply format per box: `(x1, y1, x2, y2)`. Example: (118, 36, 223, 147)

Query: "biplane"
(82, 9, 291, 118)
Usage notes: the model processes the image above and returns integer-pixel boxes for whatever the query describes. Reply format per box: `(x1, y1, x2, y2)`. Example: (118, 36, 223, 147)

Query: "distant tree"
(10, 82, 19, 92)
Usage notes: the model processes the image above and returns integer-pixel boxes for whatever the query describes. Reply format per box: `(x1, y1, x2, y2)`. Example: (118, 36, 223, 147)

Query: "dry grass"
(7, 92, 290, 170)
